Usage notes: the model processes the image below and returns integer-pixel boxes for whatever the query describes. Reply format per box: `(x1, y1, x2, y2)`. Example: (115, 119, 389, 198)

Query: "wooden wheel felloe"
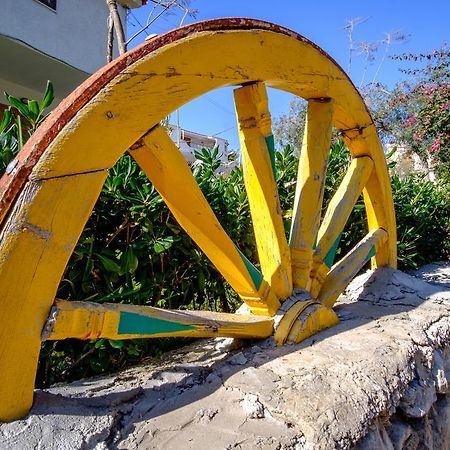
(0, 18, 396, 421)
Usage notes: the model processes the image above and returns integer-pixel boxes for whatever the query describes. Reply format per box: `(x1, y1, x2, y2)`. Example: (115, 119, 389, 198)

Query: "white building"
(169, 125, 238, 173)
(169, 125, 229, 163)
(0, 0, 144, 107)
(385, 143, 435, 181)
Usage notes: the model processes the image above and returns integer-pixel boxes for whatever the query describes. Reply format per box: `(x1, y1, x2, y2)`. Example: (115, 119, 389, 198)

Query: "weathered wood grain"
(309, 156, 374, 297)
(318, 228, 388, 307)
(0, 172, 107, 421)
(286, 303, 339, 345)
(290, 99, 334, 289)
(343, 130, 396, 268)
(234, 83, 292, 300)
(0, 19, 397, 421)
(43, 300, 274, 340)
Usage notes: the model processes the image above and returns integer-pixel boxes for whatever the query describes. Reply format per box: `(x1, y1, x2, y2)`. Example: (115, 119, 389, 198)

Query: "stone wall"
(357, 263, 450, 450)
(0, 264, 449, 449)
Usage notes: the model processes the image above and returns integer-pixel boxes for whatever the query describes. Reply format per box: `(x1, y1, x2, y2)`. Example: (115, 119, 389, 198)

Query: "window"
(35, 0, 57, 11)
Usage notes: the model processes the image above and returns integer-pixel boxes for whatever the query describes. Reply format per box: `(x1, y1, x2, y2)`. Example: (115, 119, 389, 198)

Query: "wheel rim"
(0, 18, 396, 420)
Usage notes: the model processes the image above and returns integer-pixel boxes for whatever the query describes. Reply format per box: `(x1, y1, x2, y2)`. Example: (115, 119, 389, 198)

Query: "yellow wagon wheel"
(0, 18, 396, 421)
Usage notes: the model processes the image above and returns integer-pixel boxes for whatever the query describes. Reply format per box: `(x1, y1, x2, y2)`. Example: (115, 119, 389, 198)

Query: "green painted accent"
(324, 234, 342, 268)
(265, 135, 277, 178)
(118, 312, 197, 336)
(238, 249, 263, 289)
(364, 245, 376, 264)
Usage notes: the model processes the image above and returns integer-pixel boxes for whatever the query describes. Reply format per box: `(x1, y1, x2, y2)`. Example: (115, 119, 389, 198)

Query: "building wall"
(169, 125, 230, 162)
(386, 143, 434, 181)
(169, 125, 237, 174)
(0, 0, 127, 74)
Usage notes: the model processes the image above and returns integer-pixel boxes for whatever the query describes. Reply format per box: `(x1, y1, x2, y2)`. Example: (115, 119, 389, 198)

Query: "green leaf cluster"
(0, 81, 54, 172)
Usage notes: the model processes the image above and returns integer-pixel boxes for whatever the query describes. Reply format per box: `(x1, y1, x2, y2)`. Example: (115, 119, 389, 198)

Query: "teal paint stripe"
(237, 249, 263, 289)
(118, 312, 196, 336)
(265, 135, 277, 178)
(323, 234, 342, 268)
(364, 245, 376, 264)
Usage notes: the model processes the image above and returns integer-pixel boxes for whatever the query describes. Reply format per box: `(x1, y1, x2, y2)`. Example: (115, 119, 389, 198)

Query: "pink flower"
(430, 137, 441, 153)
(403, 115, 417, 128)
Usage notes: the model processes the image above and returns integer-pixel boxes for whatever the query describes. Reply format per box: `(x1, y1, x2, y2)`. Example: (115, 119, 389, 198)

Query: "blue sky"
(127, 1, 450, 150)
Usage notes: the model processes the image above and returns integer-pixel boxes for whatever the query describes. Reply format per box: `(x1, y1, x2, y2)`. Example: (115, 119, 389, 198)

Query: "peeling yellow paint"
(234, 82, 292, 300)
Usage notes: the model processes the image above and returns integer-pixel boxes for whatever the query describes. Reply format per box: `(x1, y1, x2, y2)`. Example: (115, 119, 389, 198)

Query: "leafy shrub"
(0, 81, 53, 172)
(39, 143, 449, 386)
(392, 174, 450, 268)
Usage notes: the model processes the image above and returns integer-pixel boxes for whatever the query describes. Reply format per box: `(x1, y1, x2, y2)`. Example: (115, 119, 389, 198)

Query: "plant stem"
(106, 0, 126, 55)
(107, 13, 114, 63)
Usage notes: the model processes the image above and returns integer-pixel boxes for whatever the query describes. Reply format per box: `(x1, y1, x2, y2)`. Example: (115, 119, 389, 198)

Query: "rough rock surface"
(1, 264, 450, 450)
(409, 261, 450, 289)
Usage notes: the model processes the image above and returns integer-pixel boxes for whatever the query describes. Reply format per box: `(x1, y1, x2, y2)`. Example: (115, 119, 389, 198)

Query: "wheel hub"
(273, 292, 339, 346)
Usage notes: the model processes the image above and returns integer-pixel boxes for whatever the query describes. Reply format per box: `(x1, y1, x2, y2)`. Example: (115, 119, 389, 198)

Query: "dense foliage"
(0, 83, 449, 386)
(364, 47, 450, 180)
(0, 81, 53, 173)
(391, 174, 450, 268)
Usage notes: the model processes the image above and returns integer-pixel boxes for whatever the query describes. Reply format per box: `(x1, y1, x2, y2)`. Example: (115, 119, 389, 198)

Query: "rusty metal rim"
(0, 17, 367, 225)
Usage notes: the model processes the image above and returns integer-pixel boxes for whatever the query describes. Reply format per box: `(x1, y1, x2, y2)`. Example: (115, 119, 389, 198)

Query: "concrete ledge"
(1, 265, 450, 449)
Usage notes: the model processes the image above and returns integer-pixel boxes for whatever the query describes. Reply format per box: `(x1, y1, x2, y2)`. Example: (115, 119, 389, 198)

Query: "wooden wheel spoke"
(43, 300, 274, 340)
(234, 82, 292, 300)
(309, 156, 374, 297)
(129, 125, 279, 315)
(317, 228, 388, 308)
(289, 98, 334, 289)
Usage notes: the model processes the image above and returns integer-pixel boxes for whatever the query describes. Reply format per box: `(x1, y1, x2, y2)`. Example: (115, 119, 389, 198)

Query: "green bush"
(392, 174, 450, 268)
(37, 144, 450, 386)
(0, 81, 53, 173)
(0, 89, 449, 386)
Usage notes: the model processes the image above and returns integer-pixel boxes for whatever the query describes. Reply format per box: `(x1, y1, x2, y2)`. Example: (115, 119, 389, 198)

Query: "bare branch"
(126, 0, 197, 46)
(107, 13, 114, 63)
(105, 0, 126, 55)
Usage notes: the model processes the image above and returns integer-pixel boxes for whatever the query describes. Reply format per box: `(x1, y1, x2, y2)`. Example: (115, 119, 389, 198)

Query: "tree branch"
(106, 0, 126, 55)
